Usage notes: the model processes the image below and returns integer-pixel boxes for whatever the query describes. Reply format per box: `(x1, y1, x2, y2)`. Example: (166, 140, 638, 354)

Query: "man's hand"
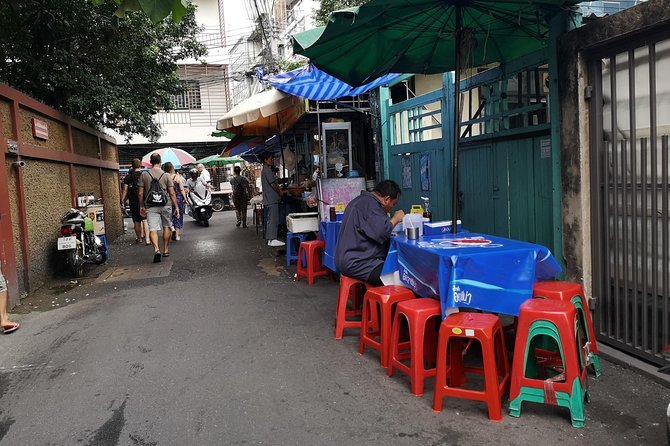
(174, 207, 180, 219)
(139, 207, 147, 218)
(390, 209, 405, 227)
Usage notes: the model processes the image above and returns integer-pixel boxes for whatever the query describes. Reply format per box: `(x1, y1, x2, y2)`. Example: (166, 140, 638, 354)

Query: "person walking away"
(334, 180, 405, 286)
(163, 162, 187, 240)
(261, 153, 287, 247)
(0, 266, 19, 334)
(120, 158, 150, 245)
(230, 165, 250, 228)
(138, 153, 179, 263)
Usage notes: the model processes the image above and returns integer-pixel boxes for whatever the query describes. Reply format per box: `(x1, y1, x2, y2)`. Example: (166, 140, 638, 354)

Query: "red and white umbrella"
(141, 147, 196, 169)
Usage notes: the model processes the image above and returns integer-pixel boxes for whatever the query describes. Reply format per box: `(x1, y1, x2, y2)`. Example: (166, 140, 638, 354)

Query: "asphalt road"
(0, 211, 669, 445)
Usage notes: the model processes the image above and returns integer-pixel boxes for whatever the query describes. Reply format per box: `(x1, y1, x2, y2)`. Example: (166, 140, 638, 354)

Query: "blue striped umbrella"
(258, 64, 400, 101)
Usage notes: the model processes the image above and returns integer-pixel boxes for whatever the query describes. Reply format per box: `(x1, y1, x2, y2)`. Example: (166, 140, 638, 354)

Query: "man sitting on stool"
(334, 180, 405, 286)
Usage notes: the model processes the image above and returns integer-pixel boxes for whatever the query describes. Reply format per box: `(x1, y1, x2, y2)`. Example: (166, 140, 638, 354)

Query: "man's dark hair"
(373, 180, 401, 199)
(131, 158, 141, 169)
(150, 153, 161, 166)
(234, 166, 241, 174)
(262, 152, 273, 161)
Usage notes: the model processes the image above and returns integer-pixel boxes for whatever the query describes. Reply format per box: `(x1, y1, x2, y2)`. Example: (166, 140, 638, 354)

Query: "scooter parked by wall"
(57, 202, 107, 277)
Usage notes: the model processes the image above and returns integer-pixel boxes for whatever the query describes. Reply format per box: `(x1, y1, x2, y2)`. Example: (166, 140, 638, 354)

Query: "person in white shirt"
(196, 163, 211, 186)
(186, 168, 208, 201)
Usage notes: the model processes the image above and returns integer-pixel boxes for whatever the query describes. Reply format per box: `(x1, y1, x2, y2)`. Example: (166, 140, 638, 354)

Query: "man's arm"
(120, 183, 128, 207)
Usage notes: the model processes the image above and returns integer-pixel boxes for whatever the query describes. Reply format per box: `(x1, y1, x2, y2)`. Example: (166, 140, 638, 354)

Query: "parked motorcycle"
(57, 207, 107, 277)
(187, 188, 213, 227)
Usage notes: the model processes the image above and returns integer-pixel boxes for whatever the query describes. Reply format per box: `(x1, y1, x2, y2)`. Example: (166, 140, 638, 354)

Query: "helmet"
(189, 168, 198, 175)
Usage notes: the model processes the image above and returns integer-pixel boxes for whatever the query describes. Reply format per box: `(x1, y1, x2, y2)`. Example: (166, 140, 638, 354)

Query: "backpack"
(145, 172, 168, 207)
(127, 171, 140, 194)
(233, 177, 248, 200)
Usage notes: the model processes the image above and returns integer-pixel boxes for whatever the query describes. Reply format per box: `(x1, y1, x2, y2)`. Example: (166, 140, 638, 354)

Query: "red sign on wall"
(31, 118, 49, 140)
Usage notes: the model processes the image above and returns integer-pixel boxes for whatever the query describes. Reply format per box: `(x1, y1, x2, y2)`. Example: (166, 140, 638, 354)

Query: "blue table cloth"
(381, 232, 562, 317)
(319, 220, 341, 272)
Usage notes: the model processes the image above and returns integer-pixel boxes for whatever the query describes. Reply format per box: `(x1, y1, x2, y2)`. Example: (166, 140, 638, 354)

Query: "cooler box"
(423, 220, 462, 235)
(87, 204, 106, 235)
(286, 212, 319, 233)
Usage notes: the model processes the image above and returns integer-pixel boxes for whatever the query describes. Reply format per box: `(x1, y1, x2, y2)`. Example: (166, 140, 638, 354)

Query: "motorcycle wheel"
(93, 249, 107, 265)
(211, 197, 224, 212)
(68, 247, 85, 278)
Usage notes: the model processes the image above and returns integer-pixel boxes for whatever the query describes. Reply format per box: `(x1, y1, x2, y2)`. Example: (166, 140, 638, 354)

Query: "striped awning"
(258, 64, 400, 101)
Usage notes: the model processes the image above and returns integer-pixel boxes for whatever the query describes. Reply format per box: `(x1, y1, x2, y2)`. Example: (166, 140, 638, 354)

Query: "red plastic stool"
(296, 240, 330, 285)
(388, 298, 442, 395)
(533, 281, 601, 377)
(433, 312, 510, 422)
(335, 275, 369, 339)
(359, 286, 416, 368)
(508, 299, 589, 428)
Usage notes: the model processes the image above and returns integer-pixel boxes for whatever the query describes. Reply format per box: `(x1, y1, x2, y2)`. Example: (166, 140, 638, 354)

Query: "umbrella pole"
(451, 6, 462, 234)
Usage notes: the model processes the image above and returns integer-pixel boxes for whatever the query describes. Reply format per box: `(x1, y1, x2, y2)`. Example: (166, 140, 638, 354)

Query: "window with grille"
(173, 80, 202, 110)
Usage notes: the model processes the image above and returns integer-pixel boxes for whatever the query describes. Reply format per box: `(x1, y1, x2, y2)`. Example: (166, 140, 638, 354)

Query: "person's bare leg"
(150, 230, 160, 253)
(142, 220, 150, 244)
(163, 228, 172, 253)
(0, 290, 16, 327)
(134, 221, 143, 241)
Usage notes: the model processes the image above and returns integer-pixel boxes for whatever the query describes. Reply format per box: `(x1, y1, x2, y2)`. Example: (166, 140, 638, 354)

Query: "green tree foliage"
(94, 0, 189, 23)
(0, 0, 206, 141)
(314, 0, 367, 26)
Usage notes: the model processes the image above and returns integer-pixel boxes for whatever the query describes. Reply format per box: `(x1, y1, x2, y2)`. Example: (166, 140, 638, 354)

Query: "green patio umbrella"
(292, 0, 579, 232)
(195, 155, 245, 167)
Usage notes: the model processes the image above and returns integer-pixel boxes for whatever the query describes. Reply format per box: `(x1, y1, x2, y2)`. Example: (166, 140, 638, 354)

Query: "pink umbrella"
(141, 147, 196, 169)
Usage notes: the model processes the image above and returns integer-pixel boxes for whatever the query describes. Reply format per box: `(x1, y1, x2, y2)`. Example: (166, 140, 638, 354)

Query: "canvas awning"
(258, 64, 401, 101)
(216, 89, 306, 137)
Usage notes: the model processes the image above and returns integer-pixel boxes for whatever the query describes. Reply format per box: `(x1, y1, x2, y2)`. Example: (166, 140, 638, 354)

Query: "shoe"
(268, 239, 286, 247)
(175, 235, 180, 241)
(162, 252, 170, 257)
(171, 232, 176, 241)
(236, 222, 241, 227)
(153, 252, 162, 263)
(1, 322, 19, 334)
(242, 224, 247, 228)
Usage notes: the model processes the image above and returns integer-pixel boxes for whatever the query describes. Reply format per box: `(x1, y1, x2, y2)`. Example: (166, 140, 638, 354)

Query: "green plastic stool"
(508, 319, 589, 428)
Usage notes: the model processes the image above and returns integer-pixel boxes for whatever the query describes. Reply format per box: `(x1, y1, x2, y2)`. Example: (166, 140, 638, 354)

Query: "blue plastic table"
(319, 220, 341, 272)
(381, 232, 562, 317)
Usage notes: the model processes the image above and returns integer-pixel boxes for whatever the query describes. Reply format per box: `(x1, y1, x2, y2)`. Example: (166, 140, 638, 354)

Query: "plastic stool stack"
(296, 240, 330, 285)
(359, 286, 415, 368)
(433, 312, 510, 422)
(508, 298, 590, 428)
(388, 298, 442, 395)
(533, 281, 601, 377)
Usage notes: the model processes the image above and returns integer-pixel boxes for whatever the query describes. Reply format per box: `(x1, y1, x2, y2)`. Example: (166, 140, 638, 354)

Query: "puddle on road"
(95, 261, 173, 284)
(258, 258, 281, 277)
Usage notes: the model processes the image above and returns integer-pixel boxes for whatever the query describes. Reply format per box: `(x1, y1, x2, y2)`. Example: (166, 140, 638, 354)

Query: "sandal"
(2, 322, 20, 334)
(162, 252, 170, 257)
(153, 252, 162, 263)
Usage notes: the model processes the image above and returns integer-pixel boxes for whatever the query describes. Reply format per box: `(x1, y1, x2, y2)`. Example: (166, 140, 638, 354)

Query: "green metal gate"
(383, 51, 556, 250)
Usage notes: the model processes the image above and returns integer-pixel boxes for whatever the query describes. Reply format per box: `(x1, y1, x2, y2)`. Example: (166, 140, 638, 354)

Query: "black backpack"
(145, 172, 168, 207)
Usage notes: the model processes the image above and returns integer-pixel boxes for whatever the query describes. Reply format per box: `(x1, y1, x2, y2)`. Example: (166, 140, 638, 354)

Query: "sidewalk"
(1, 210, 668, 445)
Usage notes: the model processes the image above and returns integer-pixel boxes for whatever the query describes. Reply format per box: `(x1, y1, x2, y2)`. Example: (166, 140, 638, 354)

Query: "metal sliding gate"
(588, 29, 670, 367)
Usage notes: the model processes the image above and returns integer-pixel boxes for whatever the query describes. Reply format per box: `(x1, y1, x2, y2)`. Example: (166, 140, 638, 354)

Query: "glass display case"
(321, 122, 352, 178)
